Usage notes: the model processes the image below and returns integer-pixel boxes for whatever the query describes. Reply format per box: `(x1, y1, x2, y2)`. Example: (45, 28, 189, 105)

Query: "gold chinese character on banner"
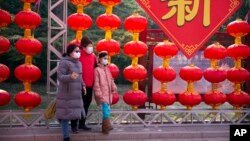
(161, 0, 210, 27)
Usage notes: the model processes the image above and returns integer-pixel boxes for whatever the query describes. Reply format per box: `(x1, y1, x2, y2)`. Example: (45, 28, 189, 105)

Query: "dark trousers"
(71, 87, 93, 129)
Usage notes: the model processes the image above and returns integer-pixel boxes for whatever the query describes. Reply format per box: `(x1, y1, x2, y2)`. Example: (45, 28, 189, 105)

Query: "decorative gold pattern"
(140, 0, 151, 9)
(229, 0, 240, 12)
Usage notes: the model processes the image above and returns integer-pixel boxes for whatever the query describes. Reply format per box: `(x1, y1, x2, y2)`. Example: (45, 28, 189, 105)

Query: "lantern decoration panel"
(122, 13, 148, 110)
(0, 8, 12, 107)
(96, 0, 122, 105)
(152, 40, 178, 110)
(13, 0, 42, 112)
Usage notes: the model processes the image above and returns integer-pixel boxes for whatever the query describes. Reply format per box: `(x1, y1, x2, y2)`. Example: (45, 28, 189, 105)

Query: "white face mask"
(101, 59, 108, 65)
(73, 52, 81, 59)
(86, 47, 93, 54)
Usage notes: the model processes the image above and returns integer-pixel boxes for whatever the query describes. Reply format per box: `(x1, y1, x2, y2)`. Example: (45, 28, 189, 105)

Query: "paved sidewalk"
(0, 125, 229, 141)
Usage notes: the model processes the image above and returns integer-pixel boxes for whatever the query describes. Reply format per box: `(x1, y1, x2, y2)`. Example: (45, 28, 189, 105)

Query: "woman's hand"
(70, 72, 79, 80)
(82, 86, 87, 95)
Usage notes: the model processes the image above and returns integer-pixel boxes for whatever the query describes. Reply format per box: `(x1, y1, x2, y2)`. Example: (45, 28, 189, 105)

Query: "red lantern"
(152, 91, 176, 108)
(0, 64, 10, 83)
(111, 92, 119, 105)
(227, 91, 250, 108)
(67, 13, 92, 31)
(204, 67, 227, 83)
(0, 89, 11, 106)
(14, 91, 41, 112)
(15, 38, 42, 56)
(96, 39, 120, 56)
(153, 66, 176, 82)
(227, 19, 250, 38)
(70, 0, 92, 6)
(14, 64, 41, 82)
(0, 9, 11, 27)
(99, 0, 121, 6)
(227, 68, 249, 83)
(123, 90, 147, 109)
(96, 13, 121, 31)
(179, 65, 203, 81)
(123, 65, 147, 82)
(108, 63, 119, 79)
(204, 43, 227, 60)
(178, 92, 202, 110)
(0, 36, 10, 54)
(124, 41, 147, 57)
(203, 91, 227, 109)
(154, 41, 178, 58)
(227, 44, 250, 59)
(124, 13, 148, 33)
(15, 11, 41, 29)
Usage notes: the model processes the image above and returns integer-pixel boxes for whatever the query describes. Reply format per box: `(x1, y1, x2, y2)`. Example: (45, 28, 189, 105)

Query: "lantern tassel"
(106, 5, 113, 14)
(23, 2, 31, 11)
(24, 82, 31, 92)
(76, 30, 83, 41)
(132, 57, 138, 66)
(77, 4, 84, 13)
(235, 59, 241, 69)
(160, 82, 167, 92)
(24, 29, 32, 38)
(210, 59, 218, 68)
(187, 81, 194, 93)
(235, 36, 242, 44)
(25, 55, 32, 65)
(132, 81, 139, 91)
(162, 58, 170, 68)
(105, 30, 112, 40)
(132, 33, 139, 41)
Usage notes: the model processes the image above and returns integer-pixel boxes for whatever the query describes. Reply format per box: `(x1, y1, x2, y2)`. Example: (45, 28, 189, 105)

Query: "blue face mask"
(101, 59, 108, 65)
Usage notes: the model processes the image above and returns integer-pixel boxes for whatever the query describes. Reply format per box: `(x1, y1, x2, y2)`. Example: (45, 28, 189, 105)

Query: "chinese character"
(161, 0, 210, 27)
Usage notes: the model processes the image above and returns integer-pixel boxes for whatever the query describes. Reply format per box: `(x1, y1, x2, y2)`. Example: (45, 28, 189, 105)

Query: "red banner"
(136, 0, 242, 58)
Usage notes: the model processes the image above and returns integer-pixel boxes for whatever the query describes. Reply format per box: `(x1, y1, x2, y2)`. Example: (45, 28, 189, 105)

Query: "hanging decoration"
(0, 8, 12, 107)
(178, 65, 203, 110)
(203, 43, 227, 109)
(96, 0, 122, 105)
(152, 40, 178, 110)
(68, 0, 93, 45)
(13, 0, 42, 112)
(226, 19, 250, 109)
(123, 13, 148, 110)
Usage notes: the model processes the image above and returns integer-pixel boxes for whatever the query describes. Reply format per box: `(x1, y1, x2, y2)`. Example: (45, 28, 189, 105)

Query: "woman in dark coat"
(56, 44, 86, 141)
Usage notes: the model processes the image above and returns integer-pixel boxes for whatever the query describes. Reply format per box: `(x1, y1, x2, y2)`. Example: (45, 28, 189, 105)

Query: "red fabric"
(79, 49, 96, 87)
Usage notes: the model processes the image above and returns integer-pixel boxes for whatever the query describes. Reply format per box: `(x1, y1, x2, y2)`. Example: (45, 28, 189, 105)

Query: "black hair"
(63, 44, 79, 57)
(80, 36, 92, 48)
(98, 51, 108, 59)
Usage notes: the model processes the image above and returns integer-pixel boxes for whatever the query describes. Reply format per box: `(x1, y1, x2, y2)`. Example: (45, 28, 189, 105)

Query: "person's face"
(70, 47, 81, 59)
(85, 44, 94, 54)
(99, 55, 108, 65)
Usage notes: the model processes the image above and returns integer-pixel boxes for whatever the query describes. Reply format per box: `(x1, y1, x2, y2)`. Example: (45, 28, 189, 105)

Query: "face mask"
(101, 59, 108, 65)
(73, 52, 81, 59)
(86, 47, 93, 54)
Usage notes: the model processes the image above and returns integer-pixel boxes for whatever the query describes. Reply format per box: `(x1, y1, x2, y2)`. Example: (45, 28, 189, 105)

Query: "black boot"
(79, 118, 91, 131)
(71, 120, 78, 134)
(63, 137, 70, 141)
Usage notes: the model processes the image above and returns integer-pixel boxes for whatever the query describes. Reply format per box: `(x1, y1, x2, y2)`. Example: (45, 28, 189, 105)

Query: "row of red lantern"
(0, 9, 12, 107)
(122, 13, 148, 110)
(153, 62, 250, 110)
(95, 0, 122, 105)
(226, 19, 250, 110)
(13, 0, 42, 112)
(68, 0, 93, 45)
(152, 41, 178, 110)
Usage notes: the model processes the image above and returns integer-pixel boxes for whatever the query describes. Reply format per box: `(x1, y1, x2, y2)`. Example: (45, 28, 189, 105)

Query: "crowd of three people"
(56, 36, 117, 141)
